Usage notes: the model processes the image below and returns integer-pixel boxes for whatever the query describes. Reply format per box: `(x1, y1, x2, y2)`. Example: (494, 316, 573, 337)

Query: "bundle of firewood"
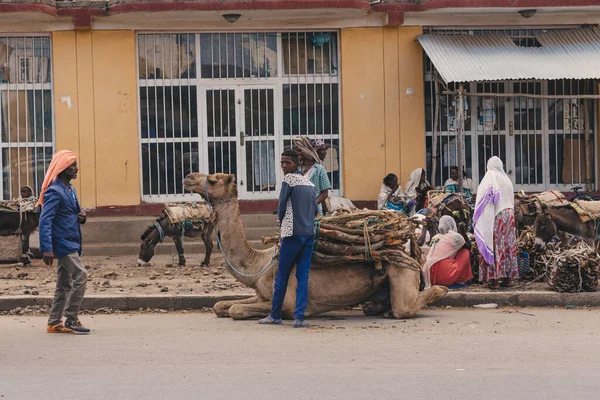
(263, 210, 422, 271)
(545, 242, 599, 292)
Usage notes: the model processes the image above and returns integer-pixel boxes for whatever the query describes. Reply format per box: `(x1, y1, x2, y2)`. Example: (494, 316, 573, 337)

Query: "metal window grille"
(424, 28, 597, 191)
(138, 32, 341, 202)
(0, 36, 53, 200)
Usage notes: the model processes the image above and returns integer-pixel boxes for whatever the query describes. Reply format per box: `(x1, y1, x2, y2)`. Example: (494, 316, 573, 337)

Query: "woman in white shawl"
(473, 156, 519, 289)
(405, 168, 432, 211)
(422, 216, 472, 288)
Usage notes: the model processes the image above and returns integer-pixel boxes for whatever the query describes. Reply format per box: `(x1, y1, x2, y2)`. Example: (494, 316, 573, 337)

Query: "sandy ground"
(0, 254, 253, 297)
(0, 254, 554, 298)
(2, 309, 600, 399)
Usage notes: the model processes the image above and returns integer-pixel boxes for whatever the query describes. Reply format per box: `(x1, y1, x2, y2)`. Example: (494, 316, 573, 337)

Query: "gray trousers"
(48, 253, 88, 325)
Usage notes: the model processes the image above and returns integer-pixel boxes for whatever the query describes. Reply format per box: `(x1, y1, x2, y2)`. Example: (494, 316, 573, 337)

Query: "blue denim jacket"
(39, 179, 83, 258)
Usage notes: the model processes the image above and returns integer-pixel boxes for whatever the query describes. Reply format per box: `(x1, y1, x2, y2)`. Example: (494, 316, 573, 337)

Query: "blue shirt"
(278, 172, 317, 237)
(39, 179, 83, 258)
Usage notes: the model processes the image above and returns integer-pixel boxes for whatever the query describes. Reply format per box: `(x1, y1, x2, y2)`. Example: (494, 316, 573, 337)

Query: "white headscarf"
(422, 215, 465, 288)
(405, 168, 429, 201)
(473, 156, 515, 265)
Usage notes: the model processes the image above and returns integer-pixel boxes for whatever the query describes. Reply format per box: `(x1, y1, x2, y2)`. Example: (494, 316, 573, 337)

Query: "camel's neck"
(212, 199, 276, 288)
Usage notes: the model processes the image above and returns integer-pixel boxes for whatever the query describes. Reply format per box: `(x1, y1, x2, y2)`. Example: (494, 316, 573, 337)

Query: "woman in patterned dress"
(473, 156, 519, 289)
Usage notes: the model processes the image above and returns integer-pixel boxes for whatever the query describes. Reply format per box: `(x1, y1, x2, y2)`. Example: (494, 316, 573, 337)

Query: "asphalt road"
(2, 308, 600, 400)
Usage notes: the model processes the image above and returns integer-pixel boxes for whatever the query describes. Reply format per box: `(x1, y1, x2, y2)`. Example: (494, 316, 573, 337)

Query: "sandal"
(487, 282, 500, 290)
(293, 319, 309, 328)
(500, 278, 513, 288)
(258, 316, 282, 325)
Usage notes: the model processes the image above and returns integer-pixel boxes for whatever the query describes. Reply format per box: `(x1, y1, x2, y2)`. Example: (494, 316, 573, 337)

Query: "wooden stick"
(442, 90, 600, 100)
(431, 68, 441, 187)
(457, 83, 465, 193)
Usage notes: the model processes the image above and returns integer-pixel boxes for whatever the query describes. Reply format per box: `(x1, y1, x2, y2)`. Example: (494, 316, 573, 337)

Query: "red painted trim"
(57, 7, 106, 29)
(0, 3, 56, 16)
(375, 0, 600, 12)
(109, 0, 372, 14)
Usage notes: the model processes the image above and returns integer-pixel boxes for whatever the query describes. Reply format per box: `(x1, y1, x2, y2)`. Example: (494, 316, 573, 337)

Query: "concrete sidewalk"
(2, 290, 600, 312)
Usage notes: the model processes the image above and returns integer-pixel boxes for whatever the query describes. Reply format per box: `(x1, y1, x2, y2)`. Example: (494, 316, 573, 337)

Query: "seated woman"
(422, 216, 473, 288)
(405, 168, 433, 212)
(377, 174, 414, 214)
(443, 167, 477, 200)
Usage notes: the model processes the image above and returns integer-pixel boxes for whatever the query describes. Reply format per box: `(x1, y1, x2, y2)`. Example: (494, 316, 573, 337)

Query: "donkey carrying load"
(0, 199, 40, 265)
(514, 190, 569, 229)
(534, 200, 600, 251)
(138, 203, 214, 267)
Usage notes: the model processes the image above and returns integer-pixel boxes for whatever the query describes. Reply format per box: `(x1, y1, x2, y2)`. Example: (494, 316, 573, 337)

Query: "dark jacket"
(39, 179, 84, 258)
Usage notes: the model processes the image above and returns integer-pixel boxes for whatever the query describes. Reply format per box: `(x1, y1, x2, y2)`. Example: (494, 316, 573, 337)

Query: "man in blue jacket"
(259, 149, 317, 328)
(38, 150, 89, 334)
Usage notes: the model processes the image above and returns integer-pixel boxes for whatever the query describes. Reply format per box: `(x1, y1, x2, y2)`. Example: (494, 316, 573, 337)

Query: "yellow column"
(91, 30, 140, 206)
(340, 28, 386, 200)
(397, 26, 425, 184)
(383, 27, 401, 175)
(75, 31, 97, 208)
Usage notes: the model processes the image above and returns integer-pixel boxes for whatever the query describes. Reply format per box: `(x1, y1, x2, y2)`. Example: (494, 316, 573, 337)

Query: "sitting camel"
(183, 172, 448, 320)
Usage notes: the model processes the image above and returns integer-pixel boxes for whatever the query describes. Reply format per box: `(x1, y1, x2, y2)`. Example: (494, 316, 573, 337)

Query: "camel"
(183, 172, 448, 320)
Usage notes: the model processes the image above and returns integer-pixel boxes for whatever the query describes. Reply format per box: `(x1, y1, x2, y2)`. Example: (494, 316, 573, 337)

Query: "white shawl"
(422, 216, 465, 288)
(405, 168, 428, 201)
(473, 156, 514, 265)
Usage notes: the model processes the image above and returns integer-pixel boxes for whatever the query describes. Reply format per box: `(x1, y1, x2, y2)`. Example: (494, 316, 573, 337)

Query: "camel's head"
(184, 172, 237, 204)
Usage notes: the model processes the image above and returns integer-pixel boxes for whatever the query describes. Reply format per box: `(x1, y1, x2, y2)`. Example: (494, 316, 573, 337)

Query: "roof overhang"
(417, 27, 600, 83)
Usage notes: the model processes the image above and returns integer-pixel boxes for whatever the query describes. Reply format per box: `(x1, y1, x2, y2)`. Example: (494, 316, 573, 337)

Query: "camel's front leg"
(229, 301, 272, 320)
(387, 263, 448, 319)
(213, 296, 262, 318)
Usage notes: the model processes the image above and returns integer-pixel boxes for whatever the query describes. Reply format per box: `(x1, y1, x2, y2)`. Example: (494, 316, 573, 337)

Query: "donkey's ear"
(226, 174, 235, 184)
(540, 203, 549, 211)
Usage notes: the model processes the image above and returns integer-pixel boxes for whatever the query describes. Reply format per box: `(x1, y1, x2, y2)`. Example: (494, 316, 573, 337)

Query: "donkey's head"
(534, 205, 556, 251)
(138, 221, 163, 266)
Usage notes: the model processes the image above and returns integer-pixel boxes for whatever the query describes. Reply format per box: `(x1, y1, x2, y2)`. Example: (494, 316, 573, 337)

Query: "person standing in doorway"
(259, 149, 317, 328)
(38, 150, 90, 334)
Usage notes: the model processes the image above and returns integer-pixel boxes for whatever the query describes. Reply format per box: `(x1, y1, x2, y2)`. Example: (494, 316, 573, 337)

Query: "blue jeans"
(270, 235, 314, 321)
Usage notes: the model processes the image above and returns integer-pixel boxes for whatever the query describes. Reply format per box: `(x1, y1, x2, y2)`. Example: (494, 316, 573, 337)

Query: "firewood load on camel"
(263, 210, 425, 272)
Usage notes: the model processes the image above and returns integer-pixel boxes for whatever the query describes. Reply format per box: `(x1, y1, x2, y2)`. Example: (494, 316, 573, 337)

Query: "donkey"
(138, 215, 214, 267)
(534, 205, 596, 251)
(0, 211, 40, 265)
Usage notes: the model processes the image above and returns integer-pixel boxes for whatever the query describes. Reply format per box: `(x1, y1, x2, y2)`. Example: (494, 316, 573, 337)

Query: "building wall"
(52, 30, 141, 209)
(53, 26, 425, 208)
(341, 26, 425, 201)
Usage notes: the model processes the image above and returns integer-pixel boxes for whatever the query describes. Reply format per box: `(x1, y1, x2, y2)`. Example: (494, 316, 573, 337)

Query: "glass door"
(202, 88, 240, 178)
(238, 85, 280, 199)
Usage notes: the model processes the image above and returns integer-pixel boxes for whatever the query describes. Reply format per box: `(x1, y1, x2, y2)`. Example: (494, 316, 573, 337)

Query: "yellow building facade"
(48, 27, 425, 209)
(1, 2, 599, 212)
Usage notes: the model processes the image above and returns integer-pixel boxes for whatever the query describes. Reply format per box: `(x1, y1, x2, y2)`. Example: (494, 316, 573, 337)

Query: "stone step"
(83, 240, 272, 258)
(26, 214, 279, 258)
(80, 214, 279, 244)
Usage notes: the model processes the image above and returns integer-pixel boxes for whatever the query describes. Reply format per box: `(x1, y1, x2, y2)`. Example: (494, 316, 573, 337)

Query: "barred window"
(0, 36, 53, 200)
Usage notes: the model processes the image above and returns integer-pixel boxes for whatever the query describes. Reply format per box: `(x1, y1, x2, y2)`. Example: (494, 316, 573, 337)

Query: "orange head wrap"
(36, 150, 78, 207)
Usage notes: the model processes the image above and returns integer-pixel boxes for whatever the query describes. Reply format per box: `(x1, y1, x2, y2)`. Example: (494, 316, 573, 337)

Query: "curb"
(1, 291, 600, 312)
(0, 294, 252, 312)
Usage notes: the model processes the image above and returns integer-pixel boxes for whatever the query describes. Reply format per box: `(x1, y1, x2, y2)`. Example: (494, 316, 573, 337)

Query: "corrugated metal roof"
(417, 28, 600, 83)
